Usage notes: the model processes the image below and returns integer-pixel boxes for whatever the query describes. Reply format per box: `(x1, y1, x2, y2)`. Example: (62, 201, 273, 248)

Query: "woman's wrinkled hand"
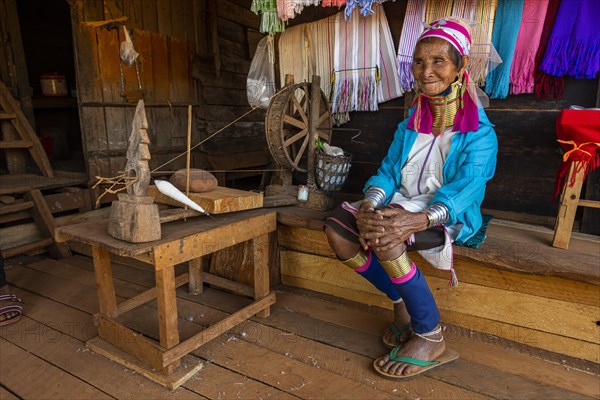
(355, 200, 382, 250)
(361, 207, 429, 252)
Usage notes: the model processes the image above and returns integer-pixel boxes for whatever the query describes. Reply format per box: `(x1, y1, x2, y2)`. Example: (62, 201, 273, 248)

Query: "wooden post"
(307, 75, 321, 190)
(553, 162, 585, 249)
(155, 265, 181, 350)
(188, 257, 204, 295)
(253, 233, 271, 318)
(91, 245, 118, 318)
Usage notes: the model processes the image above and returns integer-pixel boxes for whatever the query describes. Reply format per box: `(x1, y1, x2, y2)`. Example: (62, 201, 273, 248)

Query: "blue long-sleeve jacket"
(364, 107, 498, 244)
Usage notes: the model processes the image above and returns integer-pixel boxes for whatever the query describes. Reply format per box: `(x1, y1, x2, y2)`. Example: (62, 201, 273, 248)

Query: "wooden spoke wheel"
(266, 82, 332, 173)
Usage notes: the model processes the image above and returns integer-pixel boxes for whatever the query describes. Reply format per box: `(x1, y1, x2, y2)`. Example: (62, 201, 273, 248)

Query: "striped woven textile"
(377, 6, 403, 102)
(311, 16, 337, 99)
(485, 0, 524, 99)
(510, 0, 549, 94)
(451, 0, 498, 86)
(332, 8, 380, 124)
(279, 7, 401, 124)
(425, 0, 453, 22)
(396, 0, 427, 91)
(278, 24, 312, 85)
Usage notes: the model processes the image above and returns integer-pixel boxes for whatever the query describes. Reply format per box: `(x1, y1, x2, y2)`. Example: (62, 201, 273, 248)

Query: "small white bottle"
(297, 185, 309, 202)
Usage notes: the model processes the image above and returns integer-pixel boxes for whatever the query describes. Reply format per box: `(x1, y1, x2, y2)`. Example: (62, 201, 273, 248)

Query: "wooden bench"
(56, 208, 277, 389)
(274, 206, 600, 364)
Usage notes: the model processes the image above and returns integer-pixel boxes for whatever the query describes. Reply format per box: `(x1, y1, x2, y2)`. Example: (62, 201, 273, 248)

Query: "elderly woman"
(324, 18, 498, 380)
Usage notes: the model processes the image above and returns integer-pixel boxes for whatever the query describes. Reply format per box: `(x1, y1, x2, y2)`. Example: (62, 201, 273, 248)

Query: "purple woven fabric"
(539, 0, 600, 79)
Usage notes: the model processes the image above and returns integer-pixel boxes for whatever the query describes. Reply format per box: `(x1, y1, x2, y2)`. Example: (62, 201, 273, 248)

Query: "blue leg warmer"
(356, 254, 401, 302)
(393, 267, 440, 334)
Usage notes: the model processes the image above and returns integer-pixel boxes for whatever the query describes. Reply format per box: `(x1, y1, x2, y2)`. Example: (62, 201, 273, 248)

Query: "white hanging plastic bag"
(247, 35, 276, 109)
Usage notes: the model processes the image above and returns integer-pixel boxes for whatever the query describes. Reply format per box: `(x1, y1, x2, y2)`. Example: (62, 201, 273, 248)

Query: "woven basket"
(315, 148, 352, 193)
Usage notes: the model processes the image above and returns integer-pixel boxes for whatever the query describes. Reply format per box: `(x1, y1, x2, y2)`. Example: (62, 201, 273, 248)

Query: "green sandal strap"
(389, 322, 411, 340)
(389, 347, 439, 367)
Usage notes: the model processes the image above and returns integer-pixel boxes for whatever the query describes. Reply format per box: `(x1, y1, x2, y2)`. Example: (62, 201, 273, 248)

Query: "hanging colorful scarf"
(332, 8, 380, 124)
(322, 0, 346, 7)
(252, 0, 285, 33)
(540, 0, 600, 79)
(484, 0, 524, 99)
(396, 0, 426, 91)
(534, 0, 563, 100)
(509, 0, 549, 94)
(377, 6, 403, 103)
(451, 0, 499, 86)
(554, 109, 600, 198)
(277, 0, 321, 22)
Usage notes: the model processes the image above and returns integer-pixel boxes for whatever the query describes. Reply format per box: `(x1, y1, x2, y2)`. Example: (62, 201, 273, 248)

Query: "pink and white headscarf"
(419, 18, 472, 57)
(407, 18, 482, 135)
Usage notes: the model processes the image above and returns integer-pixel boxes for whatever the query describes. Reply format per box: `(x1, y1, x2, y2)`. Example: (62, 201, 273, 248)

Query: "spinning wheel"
(265, 81, 332, 173)
(264, 75, 336, 211)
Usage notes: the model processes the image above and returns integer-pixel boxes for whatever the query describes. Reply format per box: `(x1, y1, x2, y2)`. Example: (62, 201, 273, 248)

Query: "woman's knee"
(324, 227, 359, 259)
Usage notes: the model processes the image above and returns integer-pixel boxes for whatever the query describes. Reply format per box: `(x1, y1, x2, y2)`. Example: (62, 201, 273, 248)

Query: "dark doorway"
(17, 0, 84, 173)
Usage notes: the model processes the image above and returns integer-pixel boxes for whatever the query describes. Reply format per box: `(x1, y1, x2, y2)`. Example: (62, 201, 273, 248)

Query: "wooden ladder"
(0, 79, 53, 177)
(0, 186, 71, 259)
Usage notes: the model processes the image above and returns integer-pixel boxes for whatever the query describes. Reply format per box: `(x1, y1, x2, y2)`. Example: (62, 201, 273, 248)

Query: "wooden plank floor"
(1, 255, 598, 400)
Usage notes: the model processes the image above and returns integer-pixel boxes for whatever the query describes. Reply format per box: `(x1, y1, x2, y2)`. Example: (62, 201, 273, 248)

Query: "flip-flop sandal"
(372, 346, 459, 381)
(382, 322, 411, 349)
(0, 294, 23, 327)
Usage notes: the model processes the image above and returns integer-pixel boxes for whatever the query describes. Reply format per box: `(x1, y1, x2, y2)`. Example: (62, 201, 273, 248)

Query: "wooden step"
(0, 200, 34, 215)
(0, 139, 33, 148)
(2, 237, 54, 258)
(0, 112, 16, 119)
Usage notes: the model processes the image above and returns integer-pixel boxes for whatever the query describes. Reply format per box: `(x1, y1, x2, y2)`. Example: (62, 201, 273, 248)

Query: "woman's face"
(412, 38, 466, 96)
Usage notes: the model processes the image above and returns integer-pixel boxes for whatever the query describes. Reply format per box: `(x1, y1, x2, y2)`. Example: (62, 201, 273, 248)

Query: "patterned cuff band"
(424, 203, 449, 228)
(340, 250, 368, 270)
(364, 186, 386, 208)
(380, 251, 413, 278)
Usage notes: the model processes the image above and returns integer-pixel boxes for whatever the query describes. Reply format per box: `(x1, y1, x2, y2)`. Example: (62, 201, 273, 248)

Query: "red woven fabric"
(554, 110, 600, 197)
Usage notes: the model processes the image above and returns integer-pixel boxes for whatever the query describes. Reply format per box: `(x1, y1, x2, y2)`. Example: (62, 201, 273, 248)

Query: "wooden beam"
(0, 139, 32, 148)
(25, 189, 71, 258)
(94, 314, 169, 373)
(161, 293, 276, 367)
(117, 273, 189, 316)
(152, 212, 276, 268)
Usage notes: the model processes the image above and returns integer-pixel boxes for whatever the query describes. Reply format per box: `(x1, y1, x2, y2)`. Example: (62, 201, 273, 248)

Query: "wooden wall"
(68, 0, 265, 191)
(64, 0, 599, 221)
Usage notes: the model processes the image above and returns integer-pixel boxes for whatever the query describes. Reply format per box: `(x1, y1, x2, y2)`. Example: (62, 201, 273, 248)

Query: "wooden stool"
(552, 161, 600, 249)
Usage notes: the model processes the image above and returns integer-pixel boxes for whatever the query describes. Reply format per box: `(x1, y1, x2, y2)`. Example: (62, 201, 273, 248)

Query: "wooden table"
(56, 208, 277, 389)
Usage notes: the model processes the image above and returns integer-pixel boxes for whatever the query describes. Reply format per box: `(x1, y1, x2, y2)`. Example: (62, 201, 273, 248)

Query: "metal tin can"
(40, 73, 68, 97)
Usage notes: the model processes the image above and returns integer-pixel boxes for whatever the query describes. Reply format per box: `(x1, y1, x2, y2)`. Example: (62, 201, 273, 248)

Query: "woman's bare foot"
(383, 301, 412, 346)
(377, 326, 445, 376)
